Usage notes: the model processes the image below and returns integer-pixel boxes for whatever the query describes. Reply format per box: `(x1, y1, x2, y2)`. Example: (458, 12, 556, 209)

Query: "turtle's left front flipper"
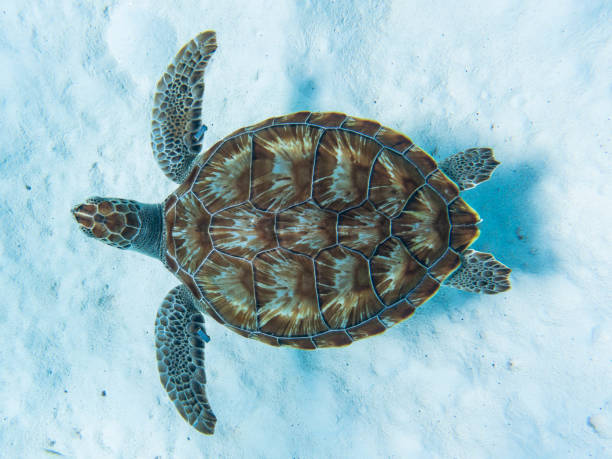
(151, 31, 217, 183)
(155, 285, 217, 434)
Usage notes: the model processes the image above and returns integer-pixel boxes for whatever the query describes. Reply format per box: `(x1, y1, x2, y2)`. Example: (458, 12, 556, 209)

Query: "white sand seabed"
(1, 0, 611, 457)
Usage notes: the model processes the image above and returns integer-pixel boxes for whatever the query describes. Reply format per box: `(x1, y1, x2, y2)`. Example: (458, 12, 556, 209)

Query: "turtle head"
(72, 197, 163, 260)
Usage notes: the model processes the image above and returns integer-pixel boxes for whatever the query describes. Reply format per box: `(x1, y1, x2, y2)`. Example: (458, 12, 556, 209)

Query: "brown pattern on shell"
(347, 317, 387, 341)
(427, 169, 460, 203)
(154, 113, 493, 346)
(164, 194, 178, 212)
(164, 253, 179, 273)
(450, 225, 480, 252)
(276, 201, 337, 256)
(254, 249, 328, 337)
(370, 237, 427, 305)
(338, 201, 389, 257)
(308, 112, 347, 128)
(192, 134, 251, 213)
(315, 246, 383, 329)
(209, 202, 276, 260)
(448, 197, 480, 226)
(392, 186, 450, 266)
(404, 145, 437, 176)
(278, 337, 317, 350)
(313, 129, 380, 211)
(375, 126, 413, 153)
(196, 250, 257, 330)
(406, 275, 440, 307)
(379, 301, 417, 327)
(369, 149, 425, 217)
(429, 249, 461, 282)
(341, 116, 381, 136)
(251, 125, 322, 211)
(312, 330, 353, 347)
(172, 192, 212, 273)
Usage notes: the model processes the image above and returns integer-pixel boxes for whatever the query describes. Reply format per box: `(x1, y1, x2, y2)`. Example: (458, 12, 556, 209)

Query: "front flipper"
(439, 148, 500, 190)
(155, 285, 217, 434)
(446, 250, 511, 294)
(151, 31, 217, 183)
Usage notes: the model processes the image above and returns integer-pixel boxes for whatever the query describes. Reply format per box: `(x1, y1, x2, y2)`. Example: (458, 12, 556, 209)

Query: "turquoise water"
(1, 1, 611, 457)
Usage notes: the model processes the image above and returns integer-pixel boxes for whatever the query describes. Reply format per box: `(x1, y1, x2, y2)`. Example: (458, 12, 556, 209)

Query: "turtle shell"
(162, 112, 480, 349)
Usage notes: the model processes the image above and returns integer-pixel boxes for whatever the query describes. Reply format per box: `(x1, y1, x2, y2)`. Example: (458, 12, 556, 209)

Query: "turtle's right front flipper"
(151, 31, 217, 183)
(155, 285, 216, 434)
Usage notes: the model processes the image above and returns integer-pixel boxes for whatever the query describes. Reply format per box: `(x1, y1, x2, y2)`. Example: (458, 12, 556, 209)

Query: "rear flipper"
(446, 250, 511, 294)
(155, 285, 216, 434)
(439, 148, 500, 190)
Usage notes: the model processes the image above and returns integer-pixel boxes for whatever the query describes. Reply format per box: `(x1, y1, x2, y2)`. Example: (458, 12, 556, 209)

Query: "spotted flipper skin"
(71, 197, 162, 259)
(155, 285, 216, 435)
(151, 31, 217, 183)
(446, 250, 511, 294)
(439, 148, 500, 191)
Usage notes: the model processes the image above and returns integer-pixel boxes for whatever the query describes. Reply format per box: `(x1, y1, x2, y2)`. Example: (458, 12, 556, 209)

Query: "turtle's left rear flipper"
(155, 285, 217, 434)
(446, 250, 511, 294)
(439, 148, 500, 191)
(151, 31, 217, 183)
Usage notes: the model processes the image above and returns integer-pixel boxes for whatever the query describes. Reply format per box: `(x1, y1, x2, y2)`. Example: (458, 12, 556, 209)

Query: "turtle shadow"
(416, 155, 557, 321)
(459, 158, 556, 275)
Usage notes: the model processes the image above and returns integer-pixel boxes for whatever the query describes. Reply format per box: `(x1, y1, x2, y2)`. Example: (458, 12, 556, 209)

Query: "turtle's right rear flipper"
(155, 285, 217, 434)
(446, 250, 511, 294)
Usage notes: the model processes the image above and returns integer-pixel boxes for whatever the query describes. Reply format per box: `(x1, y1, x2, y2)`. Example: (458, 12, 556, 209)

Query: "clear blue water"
(1, 1, 611, 457)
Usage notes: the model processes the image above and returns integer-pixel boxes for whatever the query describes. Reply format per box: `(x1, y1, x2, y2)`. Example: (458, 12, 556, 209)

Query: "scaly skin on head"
(72, 197, 163, 260)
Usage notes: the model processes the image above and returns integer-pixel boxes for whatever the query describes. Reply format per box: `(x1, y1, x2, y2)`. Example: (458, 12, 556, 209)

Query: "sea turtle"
(72, 30, 511, 435)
